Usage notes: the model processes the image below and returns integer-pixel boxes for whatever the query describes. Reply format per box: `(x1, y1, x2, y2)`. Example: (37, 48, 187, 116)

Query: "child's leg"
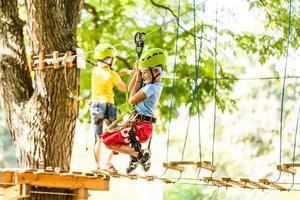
(104, 151, 117, 172)
(90, 103, 107, 169)
(106, 144, 139, 157)
(94, 137, 102, 169)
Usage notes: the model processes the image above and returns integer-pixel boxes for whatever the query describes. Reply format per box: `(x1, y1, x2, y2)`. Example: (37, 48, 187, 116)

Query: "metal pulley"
(134, 32, 146, 59)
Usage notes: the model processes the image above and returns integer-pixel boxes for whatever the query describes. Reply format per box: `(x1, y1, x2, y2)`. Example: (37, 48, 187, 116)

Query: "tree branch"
(150, 0, 177, 18)
(149, 0, 207, 41)
(117, 55, 131, 69)
(83, 3, 103, 24)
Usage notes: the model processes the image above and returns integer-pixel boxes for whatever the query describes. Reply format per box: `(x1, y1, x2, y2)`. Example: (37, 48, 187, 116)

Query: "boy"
(101, 48, 167, 173)
(91, 43, 126, 170)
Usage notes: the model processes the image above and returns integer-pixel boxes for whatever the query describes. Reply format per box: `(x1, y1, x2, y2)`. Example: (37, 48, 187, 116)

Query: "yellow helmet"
(94, 43, 117, 60)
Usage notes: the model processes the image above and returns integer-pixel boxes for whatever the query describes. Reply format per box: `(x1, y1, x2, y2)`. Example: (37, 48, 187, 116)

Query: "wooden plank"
(28, 55, 33, 72)
(16, 172, 109, 190)
(163, 163, 185, 172)
(221, 177, 251, 188)
(158, 178, 172, 184)
(283, 163, 300, 168)
(127, 174, 139, 180)
(196, 161, 216, 172)
(141, 175, 157, 182)
(240, 178, 268, 189)
(53, 51, 60, 69)
(0, 172, 14, 187)
(66, 51, 73, 69)
(259, 179, 286, 191)
(277, 165, 296, 174)
(39, 52, 45, 71)
(170, 161, 196, 165)
(203, 177, 232, 187)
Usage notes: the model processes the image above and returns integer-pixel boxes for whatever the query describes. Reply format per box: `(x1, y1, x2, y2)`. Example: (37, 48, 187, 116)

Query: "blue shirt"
(134, 82, 163, 116)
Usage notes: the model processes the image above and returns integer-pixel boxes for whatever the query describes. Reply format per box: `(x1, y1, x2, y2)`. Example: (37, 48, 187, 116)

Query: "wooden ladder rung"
(259, 178, 287, 191)
(240, 178, 268, 189)
(158, 177, 172, 183)
(283, 163, 300, 168)
(170, 161, 197, 165)
(141, 175, 157, 182)
(163, 163, 185, 172)
(221, 177, 251, 188)
(196, 161, 216, 172)
(277, 165, 296, 174)
(128, 174, 139, 180)
(203, 177, 232, 187)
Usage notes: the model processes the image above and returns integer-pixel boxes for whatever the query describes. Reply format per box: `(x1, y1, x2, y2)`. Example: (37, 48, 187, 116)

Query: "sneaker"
(138, 149, 151, 172)
(126, 156, 139, 173)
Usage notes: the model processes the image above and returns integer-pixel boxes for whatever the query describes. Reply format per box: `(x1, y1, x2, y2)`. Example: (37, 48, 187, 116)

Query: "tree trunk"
(0, 0, 81, 199)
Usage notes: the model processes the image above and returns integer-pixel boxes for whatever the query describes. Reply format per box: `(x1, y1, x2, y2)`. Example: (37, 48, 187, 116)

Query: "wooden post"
(74, 187, 89, 200)
(2, 184, 30, 199)
(28, 55, 33, 72)
(39, 52, 45, 71)
(53, 51, 60, 69)
(66, 51, 73, 69)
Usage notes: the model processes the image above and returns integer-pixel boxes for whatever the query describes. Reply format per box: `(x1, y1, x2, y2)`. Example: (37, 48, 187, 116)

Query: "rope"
(144, 0, 209, 36)
(160, 0, 181, 179)
(161, 75, 300, 81)
(165, 0, 181, 163)
(274, 0, 293, 183)
(62, 55, 79, 101)
(180, 0, 204, 163)
(211, 0, 218, 171)
(288, 104, 300, 191)
(196, 2, 206, 179)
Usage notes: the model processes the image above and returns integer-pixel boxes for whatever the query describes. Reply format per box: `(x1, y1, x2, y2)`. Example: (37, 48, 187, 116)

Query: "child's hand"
(133, 61, 139, 70)
(117, 69, 132, 76)
(136, 70, 142, 81)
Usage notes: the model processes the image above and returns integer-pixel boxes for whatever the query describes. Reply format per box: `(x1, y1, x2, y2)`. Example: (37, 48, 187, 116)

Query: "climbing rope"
(274, 0, 293, 183)
(160, 0, 181, 181)
(196, 1, 206, 179)
(180, 0, 205, 164)
(211, 0, 218, 173)
(288, 105, 300, 191)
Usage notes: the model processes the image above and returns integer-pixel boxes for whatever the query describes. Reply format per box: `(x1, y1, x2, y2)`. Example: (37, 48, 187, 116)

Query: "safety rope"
(211, 0, 218, 171)
(180, 0, 204, 163)
(274, 0, 293, 183)
(196, 2, 206, 179)
(159, 0, 181, 181)
(165, 0, 181, 164)
(288, 105, 300, 191)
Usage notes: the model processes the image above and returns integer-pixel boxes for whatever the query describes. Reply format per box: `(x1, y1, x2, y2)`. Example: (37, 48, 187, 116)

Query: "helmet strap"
(149, 68, 161, 84)
(98, 57, 114, 69)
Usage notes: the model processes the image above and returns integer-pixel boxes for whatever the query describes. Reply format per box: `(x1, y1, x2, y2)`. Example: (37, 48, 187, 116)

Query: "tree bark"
(0, 0, 81, 199)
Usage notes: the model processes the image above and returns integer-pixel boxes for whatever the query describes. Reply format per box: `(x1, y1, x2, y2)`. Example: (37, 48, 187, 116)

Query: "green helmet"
(139, 48, 167, 70)
(94, 43, 116, 60)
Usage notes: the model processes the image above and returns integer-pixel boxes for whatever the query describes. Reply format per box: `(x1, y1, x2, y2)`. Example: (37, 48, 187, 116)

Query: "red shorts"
(101, 121, 153, 147)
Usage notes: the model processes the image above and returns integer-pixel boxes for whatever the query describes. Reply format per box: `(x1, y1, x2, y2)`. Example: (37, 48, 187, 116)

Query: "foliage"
(77, 0, 241, 125)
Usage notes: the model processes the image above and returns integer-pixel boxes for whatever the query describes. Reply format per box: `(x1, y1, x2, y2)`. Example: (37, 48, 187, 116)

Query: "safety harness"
(128, 32, 154, 157)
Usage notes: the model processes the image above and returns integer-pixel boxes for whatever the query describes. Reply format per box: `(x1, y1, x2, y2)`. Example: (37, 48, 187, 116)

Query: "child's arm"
(128, 62, 141, 93)
(128, 72, 146, 105)
(116, 80, 126, 92)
